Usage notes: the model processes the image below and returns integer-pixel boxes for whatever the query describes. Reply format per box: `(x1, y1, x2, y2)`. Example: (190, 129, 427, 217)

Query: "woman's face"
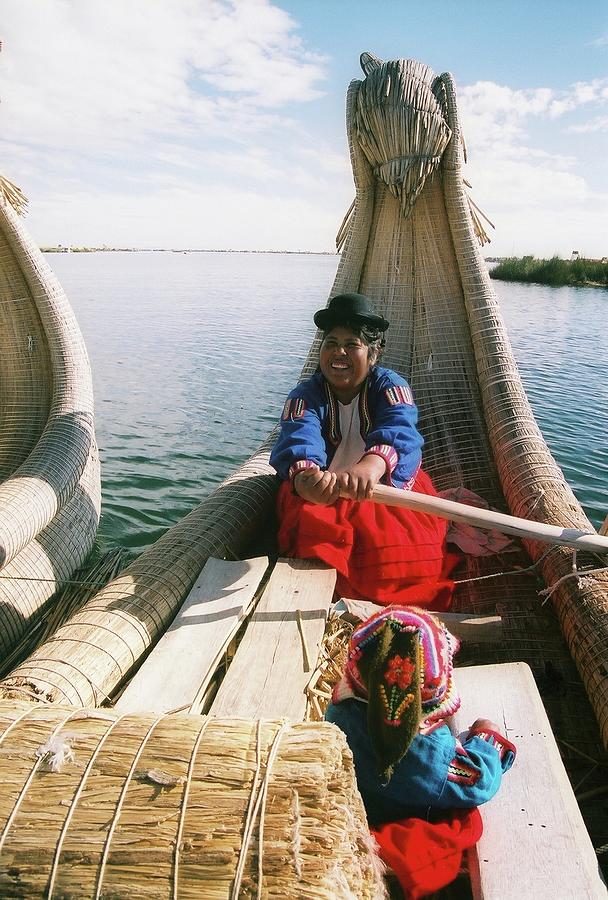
(319, 326, 376, 403)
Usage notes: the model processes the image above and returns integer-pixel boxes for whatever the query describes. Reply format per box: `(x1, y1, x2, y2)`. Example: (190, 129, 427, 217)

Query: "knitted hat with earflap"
(332, 606, 461, 781)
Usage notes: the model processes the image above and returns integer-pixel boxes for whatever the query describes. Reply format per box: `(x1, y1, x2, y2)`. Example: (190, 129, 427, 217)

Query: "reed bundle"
(0, 456, 276, 706)
(0, 548, 125, 679)
(0, 175, 28, 216)
(0, 701, 384, 899)
(355, 59, 451, 219)
(0, 186, 101, 660)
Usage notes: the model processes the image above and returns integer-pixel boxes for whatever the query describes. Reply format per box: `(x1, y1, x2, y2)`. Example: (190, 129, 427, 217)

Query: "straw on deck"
(0, 700, 385, 899)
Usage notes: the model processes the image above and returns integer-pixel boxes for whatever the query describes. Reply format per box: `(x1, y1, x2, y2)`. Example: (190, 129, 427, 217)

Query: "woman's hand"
(293, 465, 340, 505)
(337, 454, 386, 501)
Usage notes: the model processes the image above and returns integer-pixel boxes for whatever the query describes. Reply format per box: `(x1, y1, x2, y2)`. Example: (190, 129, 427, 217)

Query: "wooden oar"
(370, 483, 608, 554)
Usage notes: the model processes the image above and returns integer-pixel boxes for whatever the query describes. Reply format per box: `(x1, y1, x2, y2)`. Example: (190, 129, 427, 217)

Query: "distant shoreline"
(40, 246, 338, 256)
(36, 247, 505, 264)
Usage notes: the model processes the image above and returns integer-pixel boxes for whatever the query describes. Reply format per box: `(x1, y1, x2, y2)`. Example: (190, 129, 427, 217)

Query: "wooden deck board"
(114, 556, 269, 715)
(210, 558, 336, 721)
(452, 662, 606, 899)
(341, 598, 503, 643)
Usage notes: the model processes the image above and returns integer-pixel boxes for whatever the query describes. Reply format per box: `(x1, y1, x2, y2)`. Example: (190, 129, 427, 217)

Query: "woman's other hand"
(294, 466, 340, 505)
(337, 455, 386, 501)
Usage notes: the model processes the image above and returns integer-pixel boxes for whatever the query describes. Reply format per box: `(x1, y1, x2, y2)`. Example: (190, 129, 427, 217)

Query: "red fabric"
(371, 809, 483, 898)
(276, 469, 455, 608)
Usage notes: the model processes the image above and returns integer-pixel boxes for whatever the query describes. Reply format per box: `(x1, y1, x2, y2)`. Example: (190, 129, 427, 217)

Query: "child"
(325, 605, 516, 896)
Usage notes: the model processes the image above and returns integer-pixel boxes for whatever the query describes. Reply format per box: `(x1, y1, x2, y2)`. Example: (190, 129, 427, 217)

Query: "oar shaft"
(371, 484, 608, 554)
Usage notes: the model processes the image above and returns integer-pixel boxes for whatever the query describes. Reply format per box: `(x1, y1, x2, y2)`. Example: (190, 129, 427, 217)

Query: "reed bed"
(0, 701, 385, 899)
(491, 255, 608, 287)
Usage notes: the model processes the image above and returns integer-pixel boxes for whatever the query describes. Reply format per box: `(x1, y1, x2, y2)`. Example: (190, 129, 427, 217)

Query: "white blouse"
(328, 399, 366, 473)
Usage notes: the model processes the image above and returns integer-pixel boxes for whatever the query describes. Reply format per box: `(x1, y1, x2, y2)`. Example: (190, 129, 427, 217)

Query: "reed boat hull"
(0, 54, 607, 890)
(0, 193, 101, 664)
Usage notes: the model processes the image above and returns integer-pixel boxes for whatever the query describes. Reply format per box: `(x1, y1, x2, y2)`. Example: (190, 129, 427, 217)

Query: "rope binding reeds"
(354, 57, 451, 220)
(0, 702, 385, 898)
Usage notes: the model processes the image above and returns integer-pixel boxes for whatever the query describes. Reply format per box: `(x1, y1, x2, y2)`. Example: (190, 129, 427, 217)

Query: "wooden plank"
(371, 483, 608, 553)
(340, 598, 502, 643)
(115, 557, 269, 715)
(210, 558, 336, 721)
(452, 663, 606, 900)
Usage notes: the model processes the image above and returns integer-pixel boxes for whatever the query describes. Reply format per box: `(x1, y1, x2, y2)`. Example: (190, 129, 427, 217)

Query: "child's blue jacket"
(325, 699, 516, 825)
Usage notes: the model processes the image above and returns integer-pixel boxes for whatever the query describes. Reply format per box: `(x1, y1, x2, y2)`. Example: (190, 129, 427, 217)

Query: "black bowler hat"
(313, 293, 389, 332)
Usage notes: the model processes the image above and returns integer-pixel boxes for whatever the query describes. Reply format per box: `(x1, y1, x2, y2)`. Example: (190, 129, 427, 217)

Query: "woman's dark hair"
(322, 320, 385, 361)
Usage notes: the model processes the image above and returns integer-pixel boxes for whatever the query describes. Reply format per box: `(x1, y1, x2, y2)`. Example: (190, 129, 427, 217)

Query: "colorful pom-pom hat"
(332, 605, 461, 780)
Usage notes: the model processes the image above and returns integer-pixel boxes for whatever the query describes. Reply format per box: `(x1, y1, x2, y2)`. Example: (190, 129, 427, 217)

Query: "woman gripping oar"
(270, 292, 455, 608)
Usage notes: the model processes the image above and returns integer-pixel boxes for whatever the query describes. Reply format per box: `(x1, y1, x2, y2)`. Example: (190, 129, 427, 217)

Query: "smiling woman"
(319, 327, 377, 403)
(269, 293, 452, 607)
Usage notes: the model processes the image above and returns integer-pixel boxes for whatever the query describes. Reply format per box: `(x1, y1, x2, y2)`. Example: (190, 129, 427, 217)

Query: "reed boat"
(0, 178, 100, 662)
(0, 54, 607, 898)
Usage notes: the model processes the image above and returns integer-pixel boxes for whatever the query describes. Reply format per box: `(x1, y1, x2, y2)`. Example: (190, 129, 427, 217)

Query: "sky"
(1, 0, 607, 257)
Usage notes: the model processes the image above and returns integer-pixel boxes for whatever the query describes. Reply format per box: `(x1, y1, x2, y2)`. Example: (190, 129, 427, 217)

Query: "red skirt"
(276, 469, 454, 608)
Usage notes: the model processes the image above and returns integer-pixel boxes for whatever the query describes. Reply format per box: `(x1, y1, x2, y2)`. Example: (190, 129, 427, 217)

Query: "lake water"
(46, 251, 607, 552)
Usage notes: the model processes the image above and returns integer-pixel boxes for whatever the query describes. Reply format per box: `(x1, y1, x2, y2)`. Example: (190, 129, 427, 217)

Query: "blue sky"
(2, 0, 607, 256)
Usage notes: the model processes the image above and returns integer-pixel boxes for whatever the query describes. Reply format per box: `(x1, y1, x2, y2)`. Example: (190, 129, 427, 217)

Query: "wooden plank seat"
(340, 597, 503, 644)
(452, 662, 606, 899)
(114, 559, 605, 898)
(210, 558, 336, 720)
(115, 556, 270, 715)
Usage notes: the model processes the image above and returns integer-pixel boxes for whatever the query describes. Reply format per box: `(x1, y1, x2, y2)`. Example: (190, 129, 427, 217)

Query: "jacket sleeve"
(435, 728, 517, 808)
(269, 385, 328, 481)
(364, 370, 424, 489)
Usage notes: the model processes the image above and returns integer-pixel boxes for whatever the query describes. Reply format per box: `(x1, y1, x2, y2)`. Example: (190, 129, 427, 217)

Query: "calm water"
(46, 252, 607, 552)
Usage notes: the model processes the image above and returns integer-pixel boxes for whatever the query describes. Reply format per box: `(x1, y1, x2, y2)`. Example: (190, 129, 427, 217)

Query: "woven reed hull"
(2, 56, 608, 763)
(0, 700, 384, 899)
(0, 197, 101, 660)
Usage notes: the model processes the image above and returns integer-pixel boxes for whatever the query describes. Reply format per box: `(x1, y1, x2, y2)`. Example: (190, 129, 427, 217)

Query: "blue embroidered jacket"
(269, 366, 424, 489)
(325, 699, 516, 825)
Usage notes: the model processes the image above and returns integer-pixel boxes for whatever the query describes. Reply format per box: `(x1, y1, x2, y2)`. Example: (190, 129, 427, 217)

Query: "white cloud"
(458, 78, 608, 257)
(1, 0, 341, 248)
(29, 182, 345, 253)
(2, 4, 606, 258)
(1, 0, 327, 154)
(570, 116, 608, 133)
(591, 33, 608, 47)
(459, 78, 608, 150)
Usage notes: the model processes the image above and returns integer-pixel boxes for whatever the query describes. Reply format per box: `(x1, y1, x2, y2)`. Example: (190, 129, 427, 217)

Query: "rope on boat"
(230, 720, 288, 900)
(93, 715, 167, 900)
(0, 544, 606, 608)
(46, 712, 128, 899)
(452, 544, 558, 585)
(173, 716, 212, 900)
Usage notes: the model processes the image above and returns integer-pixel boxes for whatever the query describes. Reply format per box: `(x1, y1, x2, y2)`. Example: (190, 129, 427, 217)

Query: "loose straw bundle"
(0, 174, 28, 216)
(0, 701, 385, 899)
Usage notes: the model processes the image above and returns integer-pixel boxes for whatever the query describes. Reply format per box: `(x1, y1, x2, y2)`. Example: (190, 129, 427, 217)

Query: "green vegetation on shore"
(490, 255, 608, 288)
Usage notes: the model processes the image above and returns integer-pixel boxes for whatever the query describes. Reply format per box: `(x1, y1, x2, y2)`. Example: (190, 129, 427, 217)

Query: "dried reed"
(0, 701, 385, 899)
